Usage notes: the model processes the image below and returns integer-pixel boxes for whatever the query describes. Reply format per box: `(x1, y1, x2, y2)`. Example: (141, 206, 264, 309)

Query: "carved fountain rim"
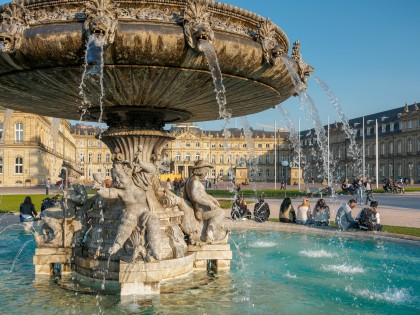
(0, 0, 289, 50)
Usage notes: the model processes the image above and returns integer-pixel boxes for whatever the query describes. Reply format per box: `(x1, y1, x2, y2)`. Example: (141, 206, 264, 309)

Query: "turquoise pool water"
(0, 229, 419, 314)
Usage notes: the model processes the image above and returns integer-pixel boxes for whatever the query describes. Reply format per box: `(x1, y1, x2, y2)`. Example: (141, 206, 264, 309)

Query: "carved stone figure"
(0, 1, 29, 52)
(35, 162, 91, 248)
(183, 0, 215, 52)
(167, 160, 229, 245)
(291, 40, 314, 83)
(84, 0, 119, 45)
(97, 161, 161, 261)
(256, 19, 284, 65)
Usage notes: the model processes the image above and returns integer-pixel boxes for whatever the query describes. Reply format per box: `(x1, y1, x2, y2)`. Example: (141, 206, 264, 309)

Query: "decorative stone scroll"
(0, 1, 29, 53)
(84, 0, 119, 45)
(256, 18, 284, 65)
(291, 40, 314, 84)
(182, 0, 215, 52)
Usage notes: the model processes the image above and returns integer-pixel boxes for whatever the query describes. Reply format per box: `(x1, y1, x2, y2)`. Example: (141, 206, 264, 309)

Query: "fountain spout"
(183, 0, 215, 52)
(84, 0, 119, 48)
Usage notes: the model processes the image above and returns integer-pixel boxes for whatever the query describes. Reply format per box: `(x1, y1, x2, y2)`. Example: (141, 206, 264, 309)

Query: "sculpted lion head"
(183, 0, 215, 52)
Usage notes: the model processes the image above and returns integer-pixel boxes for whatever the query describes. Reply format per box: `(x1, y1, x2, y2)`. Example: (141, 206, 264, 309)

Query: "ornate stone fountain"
(0, 0, 313, 296)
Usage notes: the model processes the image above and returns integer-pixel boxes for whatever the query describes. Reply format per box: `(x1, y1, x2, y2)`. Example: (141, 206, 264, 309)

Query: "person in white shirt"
(296, 199, 311, 224)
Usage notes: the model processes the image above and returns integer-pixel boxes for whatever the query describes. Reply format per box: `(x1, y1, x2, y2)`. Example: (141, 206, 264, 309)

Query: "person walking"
(45, 178, 51, 195)
(213, 178, 218, 190)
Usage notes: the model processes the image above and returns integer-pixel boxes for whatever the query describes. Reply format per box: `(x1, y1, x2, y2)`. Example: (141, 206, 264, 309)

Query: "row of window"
(174, 141, 271, 149)
(78, 140, 103, 147)
(174, 153, 278, 164)
(79, 153, 111, 163)
(0, 157, 23, 174)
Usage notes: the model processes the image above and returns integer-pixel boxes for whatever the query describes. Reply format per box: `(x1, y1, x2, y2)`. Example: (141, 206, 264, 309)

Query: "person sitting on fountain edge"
(357, 200, 382, 231)
(19, 196, 38, 222)
(296, 198, 311, 224)
(335, 199, 359, 230)
(312, 198, 330, 226)
(279, 197, 296, 223)
(253, 194, 270, 222)
(231, 196, 251, 220)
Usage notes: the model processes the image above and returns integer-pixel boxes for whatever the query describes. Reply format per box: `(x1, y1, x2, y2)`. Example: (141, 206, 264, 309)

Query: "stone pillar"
(33, 247, 72, 275)
(188, 244, 232, 272)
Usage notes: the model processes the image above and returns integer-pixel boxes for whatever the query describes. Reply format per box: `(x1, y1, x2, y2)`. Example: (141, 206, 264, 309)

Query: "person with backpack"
(357, 201, 382, 231)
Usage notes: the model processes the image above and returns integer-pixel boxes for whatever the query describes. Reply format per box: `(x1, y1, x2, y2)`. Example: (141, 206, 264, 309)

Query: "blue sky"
(1, 0, 419, 131)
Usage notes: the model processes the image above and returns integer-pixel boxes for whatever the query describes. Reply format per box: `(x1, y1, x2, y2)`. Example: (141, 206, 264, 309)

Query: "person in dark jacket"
(253, 195, 270, 222)
(19, 196, 38, 222)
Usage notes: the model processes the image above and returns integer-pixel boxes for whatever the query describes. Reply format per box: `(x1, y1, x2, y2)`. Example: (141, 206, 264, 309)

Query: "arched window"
(185, 154, 190, 162)
(15, 156, 23, 174)
(97, 153, 102, 163)
(219, 154, 224, 163)
(15, 122, 24, 143)
(211, 155, 216, 164)
(388, 163, 393, 178)
(175, 153, 181, 161)
(408, 139, 413, 153)
(380, 142, 385, 155)
(397, 163, 401, 177)
(397, 140, 402, 154)
(388, 142, 393, 155)
(195, 153, 200, 161)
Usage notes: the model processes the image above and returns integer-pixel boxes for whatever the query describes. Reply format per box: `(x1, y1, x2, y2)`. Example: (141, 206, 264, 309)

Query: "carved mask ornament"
(0, 1, 29, 53)
(183, 0, 215, 52)
(256, 18, 284, 65)
(84, 0, 119, 46)
(291, 40, 314, 84)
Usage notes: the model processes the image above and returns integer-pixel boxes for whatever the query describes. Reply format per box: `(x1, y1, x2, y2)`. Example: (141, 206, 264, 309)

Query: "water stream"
(311, 75, 362, 178)
(0, 108, 13, 143)
(79, 34, 105, 123)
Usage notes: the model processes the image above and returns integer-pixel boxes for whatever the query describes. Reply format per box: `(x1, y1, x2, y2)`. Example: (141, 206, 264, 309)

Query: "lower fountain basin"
(1, 228, 419, 314)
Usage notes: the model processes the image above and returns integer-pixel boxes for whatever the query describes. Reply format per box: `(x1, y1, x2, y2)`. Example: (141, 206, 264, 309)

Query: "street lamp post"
(281, 160, 289, 197)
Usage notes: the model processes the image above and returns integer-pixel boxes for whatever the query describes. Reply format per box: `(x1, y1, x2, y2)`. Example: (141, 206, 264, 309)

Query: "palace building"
(0, 103, 419, 187)
(0, 108, 76, 187)
(300, 103, 420, 184)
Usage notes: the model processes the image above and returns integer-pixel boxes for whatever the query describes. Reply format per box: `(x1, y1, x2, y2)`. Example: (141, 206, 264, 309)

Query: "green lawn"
(0, 194, 52, 213)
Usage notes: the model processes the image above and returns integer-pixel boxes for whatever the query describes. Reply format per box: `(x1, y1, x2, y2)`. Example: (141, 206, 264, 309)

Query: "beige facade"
(0, 109, 76, 187)
(2, 103, 418, 188)
(71, 124, 113, 182)
(165, 124, 291, 182)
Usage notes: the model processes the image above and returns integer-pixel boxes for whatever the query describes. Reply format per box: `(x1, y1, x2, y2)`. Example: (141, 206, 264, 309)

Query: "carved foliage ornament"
(0, 1, 29, 53)
(291, 40, 314, 84)
(84, 0, 119, 45)
(256, 18, 284, 65)
(182, 0, 215, 52)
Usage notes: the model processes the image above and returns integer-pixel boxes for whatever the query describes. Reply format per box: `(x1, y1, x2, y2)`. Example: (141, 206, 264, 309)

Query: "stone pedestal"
(119, 252, 196, 296)
(189, 244, 232, 271)
(33, 247, 72, 275)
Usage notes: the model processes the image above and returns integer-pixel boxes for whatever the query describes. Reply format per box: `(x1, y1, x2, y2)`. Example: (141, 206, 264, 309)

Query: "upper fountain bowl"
(0, 0, 303, 124)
